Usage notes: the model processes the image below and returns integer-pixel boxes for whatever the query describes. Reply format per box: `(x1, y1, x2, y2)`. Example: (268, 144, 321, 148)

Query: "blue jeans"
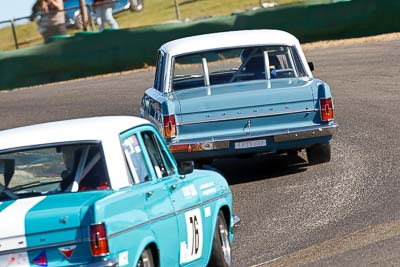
(94, 3, 119, 31)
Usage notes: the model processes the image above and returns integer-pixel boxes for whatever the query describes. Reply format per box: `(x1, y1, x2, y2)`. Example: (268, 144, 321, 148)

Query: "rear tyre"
(73, 13, 83, 29)
(130, 0, 144, 12)
(137, 247, 155, 267)
(306, 143, 331, 165)
(208, 211, 231, 267)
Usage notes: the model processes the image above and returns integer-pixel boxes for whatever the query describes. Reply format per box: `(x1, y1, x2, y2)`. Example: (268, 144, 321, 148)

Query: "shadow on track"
(210, 153, 309, 185)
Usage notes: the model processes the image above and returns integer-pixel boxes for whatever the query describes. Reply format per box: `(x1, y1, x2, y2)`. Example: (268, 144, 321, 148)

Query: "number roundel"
(180, 209, 203, 263)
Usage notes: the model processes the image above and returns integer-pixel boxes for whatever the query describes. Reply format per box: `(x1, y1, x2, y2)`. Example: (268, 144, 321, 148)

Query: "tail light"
(320, 98, 333, 121)
(90, 222, 109, 256)
(163, 115, 177, 138)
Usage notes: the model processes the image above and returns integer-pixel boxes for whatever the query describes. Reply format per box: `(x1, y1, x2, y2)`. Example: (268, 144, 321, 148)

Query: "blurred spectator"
(40, 0, 67, 41)
(93, 0, 119, 31)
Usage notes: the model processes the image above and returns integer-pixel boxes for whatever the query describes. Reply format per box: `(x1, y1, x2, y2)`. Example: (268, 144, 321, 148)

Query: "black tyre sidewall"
(307, 143, 331, 165)
(208, 211, 231, 267)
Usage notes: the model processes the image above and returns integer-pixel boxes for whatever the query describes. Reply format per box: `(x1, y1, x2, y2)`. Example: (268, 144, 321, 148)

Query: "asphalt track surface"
(1, 39, 399, 266)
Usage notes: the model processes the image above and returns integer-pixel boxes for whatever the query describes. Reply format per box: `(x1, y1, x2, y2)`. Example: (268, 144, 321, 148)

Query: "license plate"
(234, 139, 266, 149)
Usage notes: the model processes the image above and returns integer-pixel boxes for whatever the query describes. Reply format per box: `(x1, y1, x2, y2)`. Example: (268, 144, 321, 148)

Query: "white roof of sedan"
(0, 116, 149, 151)
(161, 30, 301, 57)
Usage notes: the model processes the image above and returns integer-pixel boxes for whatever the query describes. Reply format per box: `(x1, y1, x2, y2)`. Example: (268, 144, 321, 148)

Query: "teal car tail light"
(90, 222, 110, 257)
(320, 98, 334, 121)
(163, 115, 177, 138)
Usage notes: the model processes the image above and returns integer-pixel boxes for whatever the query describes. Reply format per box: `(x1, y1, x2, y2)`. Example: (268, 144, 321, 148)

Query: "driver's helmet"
(240, 48, 265, 73)
(60, 146, 82, 181)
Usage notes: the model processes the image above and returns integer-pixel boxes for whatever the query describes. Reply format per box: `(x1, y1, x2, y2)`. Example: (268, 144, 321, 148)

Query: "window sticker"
(180, 209, 203, 264)
(122, 135, 150, 184)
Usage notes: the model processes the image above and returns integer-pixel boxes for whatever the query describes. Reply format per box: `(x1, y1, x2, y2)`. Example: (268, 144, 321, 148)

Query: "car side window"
(122, 134, 151, 184)
(141, 131, 175, 179)
(291, 47, 307, 77)
(154, 51, 165, 92)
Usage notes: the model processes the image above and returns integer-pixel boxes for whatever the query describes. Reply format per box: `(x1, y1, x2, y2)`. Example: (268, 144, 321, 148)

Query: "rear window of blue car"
(172, 45, 307, 91)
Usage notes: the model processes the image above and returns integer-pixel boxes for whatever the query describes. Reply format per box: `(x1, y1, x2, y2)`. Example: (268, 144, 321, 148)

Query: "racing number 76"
(189, 215, 200, 255)
(184, 208, 203, 262)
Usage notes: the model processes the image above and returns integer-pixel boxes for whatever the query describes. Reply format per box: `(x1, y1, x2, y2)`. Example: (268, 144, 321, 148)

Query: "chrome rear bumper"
(169, 122, 338, 153)
(273, 122, 338, 143)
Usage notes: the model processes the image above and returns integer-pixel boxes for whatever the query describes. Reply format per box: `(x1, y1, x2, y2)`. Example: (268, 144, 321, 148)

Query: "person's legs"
(104, 5, 119, 29)
(94, 6, 104, 31)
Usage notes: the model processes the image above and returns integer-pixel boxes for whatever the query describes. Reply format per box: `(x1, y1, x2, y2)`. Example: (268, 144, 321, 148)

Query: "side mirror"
(308, 62, 315, 72)
(178, 161, 194, 176)
(0, 159, 15, 187)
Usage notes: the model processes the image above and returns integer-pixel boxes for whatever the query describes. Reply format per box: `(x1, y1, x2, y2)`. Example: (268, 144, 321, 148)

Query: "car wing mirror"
(308, 62, 315, 72)
(178, 160, 194, 177)
(0, 159, 15, 187)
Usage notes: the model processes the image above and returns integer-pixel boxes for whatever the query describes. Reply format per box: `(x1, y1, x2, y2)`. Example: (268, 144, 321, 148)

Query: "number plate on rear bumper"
(234, 139, 266, 149)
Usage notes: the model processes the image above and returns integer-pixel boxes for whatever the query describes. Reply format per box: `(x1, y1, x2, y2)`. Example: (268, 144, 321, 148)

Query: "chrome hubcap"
(219, 222, 231, 266)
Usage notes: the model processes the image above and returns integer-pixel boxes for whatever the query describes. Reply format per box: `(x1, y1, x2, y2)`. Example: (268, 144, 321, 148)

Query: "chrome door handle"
(146, 191, 153, 198)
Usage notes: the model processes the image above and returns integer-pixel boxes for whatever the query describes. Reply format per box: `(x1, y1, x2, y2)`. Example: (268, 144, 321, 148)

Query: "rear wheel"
(137, 247, 155, 267)
(208, 211, 231, 267)
(73, 13, 83, 29)
(130, 0, 144, 12)
(306, 143, 331, 165)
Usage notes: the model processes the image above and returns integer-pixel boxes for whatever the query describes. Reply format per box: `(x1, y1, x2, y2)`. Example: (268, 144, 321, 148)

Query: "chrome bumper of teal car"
(233, 215, 241, 228)
(86, 258, 118, 267)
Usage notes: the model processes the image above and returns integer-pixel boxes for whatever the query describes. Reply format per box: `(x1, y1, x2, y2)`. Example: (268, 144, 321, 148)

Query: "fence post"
(10, 19, 19, 50)
(173, 0, 181, 20)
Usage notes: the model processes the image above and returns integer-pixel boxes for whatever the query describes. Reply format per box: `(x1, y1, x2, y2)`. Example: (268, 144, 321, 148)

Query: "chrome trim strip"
(109, 192, 231, 239)
(0, 240, 80, 256)
(178, 108, 318, 126)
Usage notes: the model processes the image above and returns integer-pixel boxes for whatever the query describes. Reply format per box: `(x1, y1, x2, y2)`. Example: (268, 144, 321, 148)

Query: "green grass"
(0, 0, 301, 51)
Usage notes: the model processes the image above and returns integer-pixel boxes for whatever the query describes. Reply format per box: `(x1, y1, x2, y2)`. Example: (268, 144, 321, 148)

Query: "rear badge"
(32, 250, 47, 266)
(59, 245, 76, 259)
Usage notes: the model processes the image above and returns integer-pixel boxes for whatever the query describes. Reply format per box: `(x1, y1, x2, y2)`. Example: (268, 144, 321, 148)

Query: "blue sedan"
(0, 116, 237, 266)
(141, 30, 338, 166)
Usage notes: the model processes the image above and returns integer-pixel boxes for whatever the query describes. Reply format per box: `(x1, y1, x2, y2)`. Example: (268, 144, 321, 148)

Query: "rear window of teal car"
(0, 143, 109, 201)
(172, 45, 307, 91)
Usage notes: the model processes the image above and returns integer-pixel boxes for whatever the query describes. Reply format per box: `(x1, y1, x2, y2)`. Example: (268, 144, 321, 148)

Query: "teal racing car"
(0, 116, 238, 267)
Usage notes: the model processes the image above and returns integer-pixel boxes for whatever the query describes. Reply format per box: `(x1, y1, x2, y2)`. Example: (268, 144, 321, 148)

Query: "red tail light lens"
(90, 223, 109, 256)
(320, 98, 333, 121)
(163, 115, 177, 138)
(169, 144, 192, 153)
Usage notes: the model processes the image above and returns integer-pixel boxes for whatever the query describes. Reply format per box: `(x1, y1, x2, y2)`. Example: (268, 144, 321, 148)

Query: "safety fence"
(0, 0, 277, 51)
(0, 1, 127, 50)
(0, 0, 399, 90)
